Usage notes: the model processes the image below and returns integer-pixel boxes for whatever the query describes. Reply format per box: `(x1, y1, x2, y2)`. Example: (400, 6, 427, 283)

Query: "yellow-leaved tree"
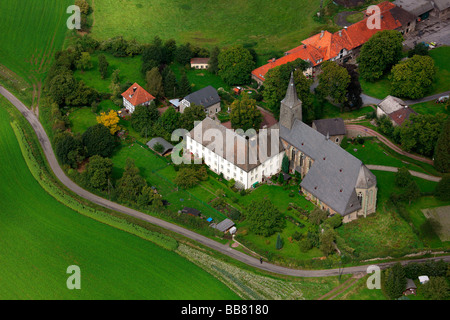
(97, 110, 120, 135)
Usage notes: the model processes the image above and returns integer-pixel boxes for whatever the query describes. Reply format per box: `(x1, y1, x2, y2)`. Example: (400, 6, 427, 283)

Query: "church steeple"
(279, 72, 302, 130)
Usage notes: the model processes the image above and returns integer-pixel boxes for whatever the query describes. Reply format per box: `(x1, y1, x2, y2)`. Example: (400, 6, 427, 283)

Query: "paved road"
(346, 124, 434, 165)
(1, 85, 448, 278)
(366, 165, 441, 182)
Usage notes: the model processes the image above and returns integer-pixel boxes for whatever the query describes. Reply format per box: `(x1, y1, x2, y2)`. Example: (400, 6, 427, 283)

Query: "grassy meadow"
(0, 100, 240, 300)
(91, 0, 325, 59)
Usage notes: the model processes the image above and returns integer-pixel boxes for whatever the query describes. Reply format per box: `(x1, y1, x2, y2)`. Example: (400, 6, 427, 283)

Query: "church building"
(277, 73, 378, 223)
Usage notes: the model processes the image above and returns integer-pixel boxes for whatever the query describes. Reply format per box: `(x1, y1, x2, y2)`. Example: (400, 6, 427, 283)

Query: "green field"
(0, 0, 72, 83)
(0, 101, 240, 299)
(91, 0, 324, 58)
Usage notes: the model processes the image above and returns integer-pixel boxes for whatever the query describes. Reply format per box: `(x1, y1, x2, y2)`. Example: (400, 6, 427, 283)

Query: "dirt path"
(346, 124, 434, 165)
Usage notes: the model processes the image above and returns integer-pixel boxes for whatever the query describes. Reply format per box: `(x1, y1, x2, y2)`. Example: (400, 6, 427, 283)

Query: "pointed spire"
(281, 72, 301, 108)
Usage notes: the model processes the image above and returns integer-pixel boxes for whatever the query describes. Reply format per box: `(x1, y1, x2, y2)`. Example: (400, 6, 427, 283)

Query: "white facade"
(123, 97, 151, 114)
(185, 134, 284, 189)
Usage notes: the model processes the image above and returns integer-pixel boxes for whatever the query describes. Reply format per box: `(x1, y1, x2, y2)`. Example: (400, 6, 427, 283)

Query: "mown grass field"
(0, 100, 240, 300)
(91, 0, 325, 60)
(0, 0, 72, 83)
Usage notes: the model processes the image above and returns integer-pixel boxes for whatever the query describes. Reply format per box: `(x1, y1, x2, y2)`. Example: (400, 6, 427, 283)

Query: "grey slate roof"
(213, 219, 235, 232)
(393, 0, 435, 16)
(147, 137, 174, 154)
(312, 118, 346, 136)
(433, 0, 450, 11)
(184, 86, 220, 108)
(280, 120, 376, 216)
(188, 117, 284, 172)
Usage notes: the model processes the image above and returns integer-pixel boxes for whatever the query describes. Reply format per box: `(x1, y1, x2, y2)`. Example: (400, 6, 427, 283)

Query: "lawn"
(91, 0, 325, 60)
(360, 46, 450, 100)
(0, 101, 239, 300)
(410, 100, 450, 116)
(170, 62, 230, 92)
(74, 52, 146, 93)
(68, 107, 98, 134)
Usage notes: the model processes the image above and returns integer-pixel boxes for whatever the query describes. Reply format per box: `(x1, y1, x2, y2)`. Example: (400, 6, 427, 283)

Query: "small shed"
(147, 137, 174, 155)
(181, 207, 201, 217)
(403, 279, 417, 296)
(211, 218, 235, 233)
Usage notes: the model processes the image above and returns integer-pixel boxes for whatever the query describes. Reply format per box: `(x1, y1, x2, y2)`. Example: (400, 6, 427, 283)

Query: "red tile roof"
(252, 1, 404, 82)
(389, 107, 417, 126)
(121, 83, 155, 106)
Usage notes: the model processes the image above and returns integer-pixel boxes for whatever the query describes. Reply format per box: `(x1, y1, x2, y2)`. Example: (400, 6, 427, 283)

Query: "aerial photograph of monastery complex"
(0, 0, 449, 308)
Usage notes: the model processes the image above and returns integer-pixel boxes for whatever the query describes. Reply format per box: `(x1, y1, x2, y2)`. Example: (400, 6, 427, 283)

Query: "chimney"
(320, 30, 324, 38)
(133, 87, 137, 92)
(339, 30, 342, 37)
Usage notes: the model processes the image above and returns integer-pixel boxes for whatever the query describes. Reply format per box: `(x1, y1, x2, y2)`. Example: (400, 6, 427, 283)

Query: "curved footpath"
(346, 124, 434, 165)
(1, 85, 448, 278)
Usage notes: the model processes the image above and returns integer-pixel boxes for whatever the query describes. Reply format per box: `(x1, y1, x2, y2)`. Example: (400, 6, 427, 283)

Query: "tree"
(324, 214, 342, 229)
(434, 118, 450, 173)
(54, 132, 84, 168)
(116, 159, 147, 203)
(218, 45, 255, 86)
(137, 186, 163, 208)
(398, 114, 445, 157)
(75, 52, 93, 71)
(383, 263, 406, 300)
(400, 180, 420, 205)
(245, 199, 285, 237)
(343, 64, 363, 111)
(278, 172, 284, 185)
(390, 55, 436, 99)
(75, 0, 90, 14)
(49, 72, 76, 106)
(229, 92, 262, 131)
(281, 154, 290, 174)
(130, 102, 160, 137)
(209, 46, 220, 75)
(319, 228, 337, 256)
(309, 207, 328, 225)
(84, 155, 113, 191)
(275, 234, 283, 250)
(357, 30, 404, 82)
(96, 110, 120, 135)
(175, 43, 193, 65)
(394, 167, 413, 187)
(293, 69, 314, 122)
(376, 115, 395, 138)
(158, 107, 180, 135)
(407, 42, 429, 58)
(175, 165, 208, 189)
(422, 277, 449, 300)
(98, 54, 109, 79)
(435, 174, 450, 201)
(178, 73, 191, 97)
(146, 67, 164, 99)
(179, 103, 206, 131)
(163, 68, 178, 98)
(316, 61, 350, 106)
(162, 38, 177, 64)
(82, 124, 116, 158)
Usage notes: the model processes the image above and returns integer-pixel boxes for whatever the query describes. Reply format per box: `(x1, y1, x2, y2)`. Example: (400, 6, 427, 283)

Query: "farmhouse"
(180, 86, 221, 117)
(121, 83, 155, 114)
(393, 0, 435, 20)
(377, 95, 417, 126)
(279, 74, 377, 222)
(191, 58, 210, 69)
(252, 1, 416, 84)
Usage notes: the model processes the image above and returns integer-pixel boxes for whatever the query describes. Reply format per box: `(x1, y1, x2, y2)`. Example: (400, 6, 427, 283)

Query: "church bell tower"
(280, 72, 303, 130)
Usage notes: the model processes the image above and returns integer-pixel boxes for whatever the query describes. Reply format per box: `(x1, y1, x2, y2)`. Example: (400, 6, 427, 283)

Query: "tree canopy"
(357, 30, 404, 82)
(218, 45, 255, 86)
(229, 92, 262, 131)
(244, 199, 285, 237)
(82, 124, 116, 158)
(316, 61, 350, 105)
